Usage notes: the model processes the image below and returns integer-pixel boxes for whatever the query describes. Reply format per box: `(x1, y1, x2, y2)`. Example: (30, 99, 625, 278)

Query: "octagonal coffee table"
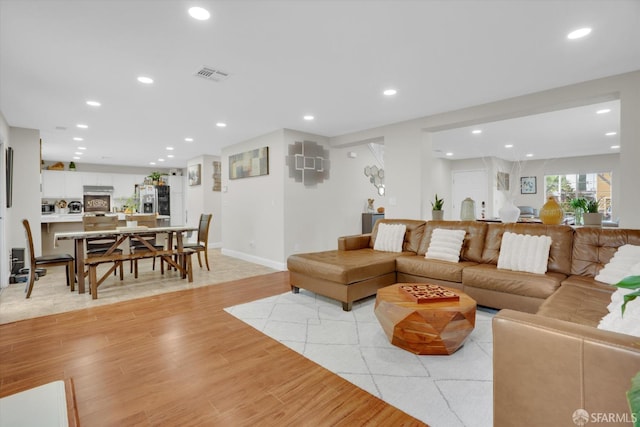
(374, 283, 477, 355)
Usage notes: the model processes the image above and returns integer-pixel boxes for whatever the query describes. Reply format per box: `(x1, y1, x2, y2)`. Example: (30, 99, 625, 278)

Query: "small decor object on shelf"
(460, 197, 476, 221)
(377, 206, 385, 214)
(68, 161, 76, 171)
(499, 200, 520, 223)
(399, 284, 460, 303)
(583, 199, 602, 227)
(367, 198, 375, 213)
(540, 196, 564, 225)
(431, 194, 444, 220)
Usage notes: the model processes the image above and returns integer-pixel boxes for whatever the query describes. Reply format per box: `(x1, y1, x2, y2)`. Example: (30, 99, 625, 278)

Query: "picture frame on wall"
(497, 171, 510, 191)
(188, 164, 202, 186)
(520, 176, 537, 194)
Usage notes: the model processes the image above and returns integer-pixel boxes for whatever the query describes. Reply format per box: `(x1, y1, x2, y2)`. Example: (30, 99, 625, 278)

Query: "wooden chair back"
(22, 219, 37, 267)
(197, 214, 212, 244)
(83, 214, 118, 231)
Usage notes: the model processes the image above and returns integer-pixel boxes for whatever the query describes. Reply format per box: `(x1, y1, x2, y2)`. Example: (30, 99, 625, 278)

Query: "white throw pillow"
(425, 228, 466, 263)
(594, 244, 640, 285)
(373, 223, 406, 253)
(497, 232, 552, 274)
(598, 287, 640, 337)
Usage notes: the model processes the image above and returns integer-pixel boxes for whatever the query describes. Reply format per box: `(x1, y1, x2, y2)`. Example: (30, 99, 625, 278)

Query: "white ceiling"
(1, 0, 639, 168)
(431, 99, 621, 161)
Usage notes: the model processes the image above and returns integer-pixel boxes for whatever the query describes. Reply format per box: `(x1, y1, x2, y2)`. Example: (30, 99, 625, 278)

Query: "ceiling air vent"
(194, 67, 230, 82)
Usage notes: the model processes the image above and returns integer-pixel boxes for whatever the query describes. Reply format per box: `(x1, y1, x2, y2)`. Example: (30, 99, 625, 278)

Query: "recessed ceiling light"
(73, 137, 83, 141)
(78, 146, 86, 150)
(216, 122, 227, 128)
(303, 115, 314, 121)
(86, 100, 101, 107)
(184, 138, 194, 142)
(137, 76, 154, 84)
(166, 146, 174, 150)
(74, 152, 83, 156)
(73, 156, 81, 160)
(383, 89, 397, 96)
(158, 158, 165, 162)
(472, 129, 482, 135)
(505, 144, 514, 148)
(149, 162, 156, 165)
(76, 124, 88, 129)
(167, 154, 174, 158)
(611, 145, 620, 149)
(445, 152, 453, 157)
(596, 109, 611, 114)
(606, 132, 617, 136)
(525, 153, 534, 157)
(567, 27, 592, 40)
(188, 6, 210, 20)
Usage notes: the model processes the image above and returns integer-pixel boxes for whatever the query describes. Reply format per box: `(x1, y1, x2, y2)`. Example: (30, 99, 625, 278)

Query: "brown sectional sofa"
(287, 219, 640, 426)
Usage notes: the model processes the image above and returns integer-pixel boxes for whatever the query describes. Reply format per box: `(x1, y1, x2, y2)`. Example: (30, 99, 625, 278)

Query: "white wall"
(186, 155, 221, 247)
(0, 112, 9, 286)
(221, 130, 286, 269)
(7, 127, 41, 257)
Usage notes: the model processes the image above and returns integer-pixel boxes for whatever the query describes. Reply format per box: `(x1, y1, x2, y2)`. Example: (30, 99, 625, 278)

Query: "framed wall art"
(188, 163, 202, 186)
(497, 171, 510, 191)
(229, 146, 269, 179)
(520, 176, 537, 194)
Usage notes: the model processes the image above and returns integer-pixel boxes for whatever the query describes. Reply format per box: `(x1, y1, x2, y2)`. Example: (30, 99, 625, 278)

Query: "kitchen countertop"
(41, 213, 171, 224)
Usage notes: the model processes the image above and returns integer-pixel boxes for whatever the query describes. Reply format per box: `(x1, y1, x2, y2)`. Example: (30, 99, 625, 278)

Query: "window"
(545, 172, 613, 219)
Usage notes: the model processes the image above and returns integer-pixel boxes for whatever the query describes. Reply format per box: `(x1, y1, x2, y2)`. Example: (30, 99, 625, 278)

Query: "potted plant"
(148, 171, 166, 185)
(583, 198, 602, 227)
(431, 194, 444, 220)
(569, 197, 587, 225)
(611, 275, 640, 424)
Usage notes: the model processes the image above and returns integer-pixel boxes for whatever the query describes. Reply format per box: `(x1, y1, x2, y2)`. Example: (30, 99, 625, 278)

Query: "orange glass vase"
(540, 196, 564, 225)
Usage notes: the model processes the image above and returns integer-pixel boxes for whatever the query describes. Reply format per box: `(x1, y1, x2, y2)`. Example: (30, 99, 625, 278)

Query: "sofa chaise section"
(287, 219, 426, 311)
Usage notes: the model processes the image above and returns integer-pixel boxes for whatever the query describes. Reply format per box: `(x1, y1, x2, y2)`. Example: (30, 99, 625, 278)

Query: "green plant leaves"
(614, 276, 640, 316)
(627, 371, 640, 427)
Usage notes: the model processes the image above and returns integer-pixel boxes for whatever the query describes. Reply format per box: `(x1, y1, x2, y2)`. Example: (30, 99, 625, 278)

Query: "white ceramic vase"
(499, 200, 520, 223)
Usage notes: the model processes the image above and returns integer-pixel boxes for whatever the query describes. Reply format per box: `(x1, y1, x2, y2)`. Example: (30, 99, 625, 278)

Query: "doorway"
(452, 170, 488, 220)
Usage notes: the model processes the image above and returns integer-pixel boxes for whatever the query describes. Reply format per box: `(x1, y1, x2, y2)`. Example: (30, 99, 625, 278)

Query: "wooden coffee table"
(374, 283, 476, 355)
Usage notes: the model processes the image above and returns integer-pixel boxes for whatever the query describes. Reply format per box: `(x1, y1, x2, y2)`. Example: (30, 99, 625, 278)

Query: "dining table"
(54, 225, 198, 294)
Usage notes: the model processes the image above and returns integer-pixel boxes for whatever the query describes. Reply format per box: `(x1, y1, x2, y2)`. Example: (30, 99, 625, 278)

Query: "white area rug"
(225, 290, 494, 427)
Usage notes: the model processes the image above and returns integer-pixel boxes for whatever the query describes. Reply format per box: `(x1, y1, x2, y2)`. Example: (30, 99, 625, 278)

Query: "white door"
(452, 170, 489, 220)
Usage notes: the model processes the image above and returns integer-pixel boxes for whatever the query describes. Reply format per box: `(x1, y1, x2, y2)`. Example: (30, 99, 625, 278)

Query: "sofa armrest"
(493, 309, 640, 427)
(338, 234, 372, 251)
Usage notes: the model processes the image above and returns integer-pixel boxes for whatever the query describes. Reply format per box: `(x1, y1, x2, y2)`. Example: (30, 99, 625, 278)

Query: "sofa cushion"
(425, 228, 466, 262)
(481, 223, 574, 275)
(536, 283, 613, 327)
(287, 248, 407, 285)
(571, 227, 640, 276)
(418, 220, 487, 262)
(463, 263, 565, 299)
(369, 219, 426, 253)
(396, 255, 478, 283)
(373, 223, 406, 253)
(497, 232, 552, 274)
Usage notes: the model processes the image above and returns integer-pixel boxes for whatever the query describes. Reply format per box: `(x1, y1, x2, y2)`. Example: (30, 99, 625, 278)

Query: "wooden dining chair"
(182, 213, 212, 271)
(82, 214, 124, 279)
(126, 214, 164, 278)
(22, 219, 75, 298)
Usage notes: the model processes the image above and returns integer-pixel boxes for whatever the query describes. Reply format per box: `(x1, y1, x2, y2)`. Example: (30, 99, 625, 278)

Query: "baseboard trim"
(221, 248, 286, 271)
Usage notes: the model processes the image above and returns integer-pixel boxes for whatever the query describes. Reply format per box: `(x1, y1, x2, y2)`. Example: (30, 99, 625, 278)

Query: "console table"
(362, 213, 384, 233)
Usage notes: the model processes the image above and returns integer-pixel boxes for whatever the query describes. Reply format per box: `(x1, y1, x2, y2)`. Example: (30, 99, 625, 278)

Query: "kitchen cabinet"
(42, 170, 146, 201)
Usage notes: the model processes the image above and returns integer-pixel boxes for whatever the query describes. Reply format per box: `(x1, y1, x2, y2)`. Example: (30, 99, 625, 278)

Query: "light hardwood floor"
(0, 271, 426, 426)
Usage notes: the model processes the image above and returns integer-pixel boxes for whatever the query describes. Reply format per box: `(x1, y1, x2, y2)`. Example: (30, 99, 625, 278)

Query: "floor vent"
(194, 67, 230, 82)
